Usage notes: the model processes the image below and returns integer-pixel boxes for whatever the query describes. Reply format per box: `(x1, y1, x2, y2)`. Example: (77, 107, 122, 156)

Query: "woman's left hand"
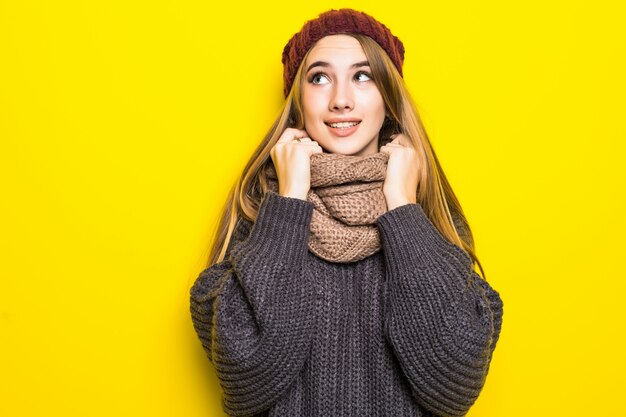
(380, 134, 419, 210)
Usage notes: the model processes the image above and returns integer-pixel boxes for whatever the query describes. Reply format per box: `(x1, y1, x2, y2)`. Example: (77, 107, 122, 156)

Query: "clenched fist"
(270, 128, 323, 200)
(380, 134, 420, 210)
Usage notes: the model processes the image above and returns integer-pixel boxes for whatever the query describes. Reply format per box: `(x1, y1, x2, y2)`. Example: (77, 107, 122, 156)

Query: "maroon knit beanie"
(281, 8, 405, 98)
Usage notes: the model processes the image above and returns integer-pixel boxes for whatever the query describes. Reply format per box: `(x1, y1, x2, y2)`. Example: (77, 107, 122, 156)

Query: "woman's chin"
(317, 142, 371, 156)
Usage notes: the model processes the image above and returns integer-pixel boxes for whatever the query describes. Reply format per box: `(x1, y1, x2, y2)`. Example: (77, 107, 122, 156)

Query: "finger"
(278, 128, 309, 143)
(382, 143, 403, 151)
(290, 128, 308, 138)
(380, 143, 402, 155)
(395, 134, 412, 147)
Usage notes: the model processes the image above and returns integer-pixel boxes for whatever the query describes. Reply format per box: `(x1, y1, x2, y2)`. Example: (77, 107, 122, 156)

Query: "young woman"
(190, 8, 503, 417)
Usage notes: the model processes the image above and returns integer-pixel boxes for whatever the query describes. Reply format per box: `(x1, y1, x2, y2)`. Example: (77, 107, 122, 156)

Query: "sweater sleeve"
(376, 203, 504, 417)
(189, 191, 318, 417)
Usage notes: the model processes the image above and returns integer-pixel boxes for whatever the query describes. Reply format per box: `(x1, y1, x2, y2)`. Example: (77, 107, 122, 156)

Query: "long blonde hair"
(206, 33, 487, 280)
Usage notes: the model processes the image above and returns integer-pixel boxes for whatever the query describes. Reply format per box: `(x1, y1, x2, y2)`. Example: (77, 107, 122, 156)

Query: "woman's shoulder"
(226, 217, 253, 254)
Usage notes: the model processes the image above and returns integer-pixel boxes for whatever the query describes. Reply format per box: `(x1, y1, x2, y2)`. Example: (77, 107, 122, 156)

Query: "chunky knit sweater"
(190, 191, 503, 417)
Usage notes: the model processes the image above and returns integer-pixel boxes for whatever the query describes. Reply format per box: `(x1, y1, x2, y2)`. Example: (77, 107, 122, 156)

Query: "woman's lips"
(325, 121, 361, 137)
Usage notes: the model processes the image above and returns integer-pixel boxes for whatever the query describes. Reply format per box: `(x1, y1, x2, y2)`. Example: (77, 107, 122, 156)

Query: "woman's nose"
(329, 81, 354, 111)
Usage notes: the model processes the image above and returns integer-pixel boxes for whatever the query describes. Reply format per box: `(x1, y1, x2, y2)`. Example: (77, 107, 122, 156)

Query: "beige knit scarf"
(266, 152, 389, 263)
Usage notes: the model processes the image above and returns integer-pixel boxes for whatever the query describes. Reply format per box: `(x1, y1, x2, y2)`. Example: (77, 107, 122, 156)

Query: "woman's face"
(301, 35, 386, 156)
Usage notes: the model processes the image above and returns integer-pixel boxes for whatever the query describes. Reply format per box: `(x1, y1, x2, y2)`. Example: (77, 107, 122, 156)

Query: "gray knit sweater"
(190, 191, 503, 417)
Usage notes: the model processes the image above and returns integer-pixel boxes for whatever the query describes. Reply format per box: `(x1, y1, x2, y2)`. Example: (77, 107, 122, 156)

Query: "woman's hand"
(380, 134, 419, 210)
(270, 128, 323, 200)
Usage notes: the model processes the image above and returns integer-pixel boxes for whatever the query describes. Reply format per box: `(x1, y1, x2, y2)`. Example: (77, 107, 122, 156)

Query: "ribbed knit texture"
(190, 192, 503, 417)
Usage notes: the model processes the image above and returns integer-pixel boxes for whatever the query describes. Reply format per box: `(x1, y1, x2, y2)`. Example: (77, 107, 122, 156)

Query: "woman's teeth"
(327, 121, 360, 128)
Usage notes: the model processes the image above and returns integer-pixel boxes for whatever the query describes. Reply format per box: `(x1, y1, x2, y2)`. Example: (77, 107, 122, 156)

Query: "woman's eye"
(355, 71, 372, 82)
(309, 73, 329, 85)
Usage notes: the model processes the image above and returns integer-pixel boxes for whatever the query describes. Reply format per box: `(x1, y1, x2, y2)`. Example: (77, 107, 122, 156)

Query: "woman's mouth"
(325, 120, 361, 137)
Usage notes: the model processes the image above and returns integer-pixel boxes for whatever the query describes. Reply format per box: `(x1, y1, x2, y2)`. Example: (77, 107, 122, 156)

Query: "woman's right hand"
(270, 128, 323, 200)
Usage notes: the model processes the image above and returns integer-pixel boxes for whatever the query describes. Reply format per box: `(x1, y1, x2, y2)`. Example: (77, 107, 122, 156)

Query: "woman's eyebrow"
(306, 61, 329, 73)
(351, 60, 370, 68)
(306, 60, 370, 73)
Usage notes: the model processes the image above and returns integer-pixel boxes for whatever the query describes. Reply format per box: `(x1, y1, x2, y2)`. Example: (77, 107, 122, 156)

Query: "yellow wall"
(1, 1, 625, 416)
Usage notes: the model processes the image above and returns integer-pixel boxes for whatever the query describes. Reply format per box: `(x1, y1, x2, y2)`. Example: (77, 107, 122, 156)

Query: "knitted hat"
(281, 8, 405, 97)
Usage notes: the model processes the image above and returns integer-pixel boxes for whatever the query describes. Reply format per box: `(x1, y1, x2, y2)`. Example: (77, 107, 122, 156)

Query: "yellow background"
(1, 1, 625, 416)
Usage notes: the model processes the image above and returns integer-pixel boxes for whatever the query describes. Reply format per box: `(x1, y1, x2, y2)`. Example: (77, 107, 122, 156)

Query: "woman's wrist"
(384, 192, 416, 210)
(279, 186, 309, 201)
